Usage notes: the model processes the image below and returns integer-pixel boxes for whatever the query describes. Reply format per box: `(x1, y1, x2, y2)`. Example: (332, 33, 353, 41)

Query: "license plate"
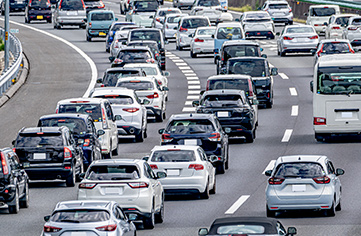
(292, 184, 306, 192)
(184, 139, 198, 146)
(167, 169, 180, 176)
(342, 112, 353, 118)
(33, 153, 46, 159)
(217, 111, 229, 117)
(67, 11, 77, 15)
(105, 187, 122, 194)
(99, 32, 106, 36)
(36, 15, 43, 20)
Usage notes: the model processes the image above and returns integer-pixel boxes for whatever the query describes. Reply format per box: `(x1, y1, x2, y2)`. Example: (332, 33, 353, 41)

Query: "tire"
(245, 131, 254, 143)
(8, 188, 20, 214)
(216, 162, 225, 174)
(336, 199, 341, 211)
(66, 169, 76, 187)
(266, 205, 275, 217)
(106, 48, 110, 53)
(200, 182, 210, 199)
(209, 177, 216, 194)
(48, 18, 52, 23)
(25, 17, 29, 23)
(325, 202, 336, 217)
(161, 64, 166, 71)
(81, 25, 86, 29)
(289, 21, 293, 25)
(57, 24, 62, 29)
(190, 51, 196, 58)
(266, 100, 273, 108)
(135, 129, 144, 142)
(144, 128, 148, 138)
(143, 211, 155, 229)
(155, 200, 164, 223)
(225, 148, 229, 170)
(280, 51, 286, 57)
(315, 134, 328, 142)
(112, 144, 118, 156)
(19, 182, 29, 208)
(277, 48, 280, 56)
(86, 35, 92, 42)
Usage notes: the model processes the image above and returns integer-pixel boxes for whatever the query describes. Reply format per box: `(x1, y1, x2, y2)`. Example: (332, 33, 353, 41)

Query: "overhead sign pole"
(4, 0, 9, 69)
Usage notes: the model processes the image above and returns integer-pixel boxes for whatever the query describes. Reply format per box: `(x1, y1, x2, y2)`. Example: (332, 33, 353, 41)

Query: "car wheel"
(86, 35, 92, 42)
(179, 45, 183, 51)
(144, 128, 148, 138)
(53, 23, 57, 29)
(209, 177, 216, 194)
(266, 205, 275, 217)
(190, 50, 196, 58)
(57, 24, 62, 29)
(112, 144, 118, 156)
(135, 130, 144, 142)
(315, 133, 328, 142)
(266, 100, 273, 108)
(161, 64, 166, 70)
(225, 148, 229, 170)
(176, 43, 179, 50)
(155, 199, 164, 223)
(8, 188, 20, 214)
(81, 24, 86, 29)
(325, 201, 336, 217)
(66, 169, 76, 187)
(214, 57, 218, 65)
(200, 181, 210, 199)
(143, 211, 155, 229)
(19, 182, 29, 208)
(289, 21, 293, 25)
(280, 51, 286, 57)
(245, 131, 254, 143)
(336, 199, 341, 211)
(277, 48, 280, 56)
(216, 162, 225, 174)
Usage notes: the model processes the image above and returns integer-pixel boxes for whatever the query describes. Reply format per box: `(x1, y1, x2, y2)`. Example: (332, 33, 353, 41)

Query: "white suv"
(78, 159, 166, 229)
(261, 0, 293, 25)
(90, 87, 148, 142)
(56, 98, 119, 159)
(241, 11, 275, 39)
(116, 76, 168, 122)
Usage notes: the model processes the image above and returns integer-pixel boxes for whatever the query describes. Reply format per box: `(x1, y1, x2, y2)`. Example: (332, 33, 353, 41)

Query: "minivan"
(86, 10, 117, 41)
(25, 0, 52, 23)
(53, 0, 87, 29)
(305, 5, 340, 35)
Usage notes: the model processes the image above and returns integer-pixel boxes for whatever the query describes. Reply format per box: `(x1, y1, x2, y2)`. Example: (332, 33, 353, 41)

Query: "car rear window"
(128, 66, 157, 75)
(182, 18, 209, 29)
(117, 50, 151, 60)
(351, 18, 361, 25)
(117, 81, 154, 90)
(216, 27, 243, 39)
(110, 23, 134, 31)
(228, 60, 266, 77)
(151, 150, 196, 162)
(133, 0, 158, 12)
(86, 165, 140, 180)
(269, 3, 288, 9)
(130, 31, 161, 42)
(322, 42, 351, 54)
(39, 118, 87, 135)
(310, 7, 336, 17)
(84, 0, 103, 7)
(335, 16, 351, 25)
(60, 0, 84, 10)
(91, 12, 113, 21)
(167, 119, 215, 134)
(274, 162, 325, 178)
(286, 27, 314, 34)
(208, 79, 250, 92)
(51, 210, 110, 223)
(58, 104, 102, 122)
(196, 0, 220, 7)
(167, 15, 182, 23)
(197, 28, 215, 35)
(16, 133, 63, 147)
(223, 45, 259, 58)
(29, 0, 50, 8)
(201, 94, 244, 107)
(217, 225, 265, 234)
(104, 70, 142, 86)
(92, 95, 134, 105)
(158, 9, 180, 17)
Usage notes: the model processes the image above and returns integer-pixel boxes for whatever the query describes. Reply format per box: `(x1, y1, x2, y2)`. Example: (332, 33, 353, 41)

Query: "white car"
(343, 16, 361, 48)
(325, 14, 358, 39)
(151, 7, 181, 29)
(305, 4, 340, 35)
(89, 87, 148, 142)
(78, 159, 166, 229)
(146, 145, 216, 199)
(190, 26, 216, 58)
(191, 7, 222, 25)
(176, 16, 211, 50)
(116, 76, 168, 122)
(110, 26, 140, 57)
(241, 11, 275, 39)
(192, 0, 222, 11)
(56, 98, 120, 159)
(162, 13, 188, 40)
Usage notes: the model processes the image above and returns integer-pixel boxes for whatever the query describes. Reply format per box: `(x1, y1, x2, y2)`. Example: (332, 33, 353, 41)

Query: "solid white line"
(291, 105, 299, 116)
(262, 160, 276, 174)
(289, 87, 298, 96)
(188, 80, 200, 84)
(279, 73, 289, 80)
(187, 95, 199, 99)
(225, 195, 250, 214)
(182, 70, 194, 73)
(179, 66, 191, 70)
(188, 90, 200, 94)
(281, 129, 293, 142)
(3, 19, 98, 98)
(182, 107, 196, 112)
(176, 62, 188, 66)
(186, 76, 199, 80)
(188, 85, 201, 89)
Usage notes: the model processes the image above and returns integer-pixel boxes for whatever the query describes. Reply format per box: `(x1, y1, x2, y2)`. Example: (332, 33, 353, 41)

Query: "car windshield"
(321, 42, 351, 54)
(310, 7, 336, 17)
(216, 225, 265, 234)
(335, 16, 351, 25)
(92, 95, 134, 105)
(201, 94, 244, 107)
(208, 79, 250, 94)
(167, 15, 182, 23)
(60, 0, 84, 10)
(16, 133, 63, 147)
(39, 118, 87, 135)
(317, 70, 361, 94)
(197, 28, 215, 35)
(58, 104, 102, 122)
(117, 81, 154, 90)
(129, 67, 158, 75)
(133, 1, 158, 12)
(130, 31, 161, 42)
(83, 0, 102, 6)
(269, 3, 288, 9)
(351, 18, 361, 25)
(51, 210, 110, 223)
(216, 27, 243, 40)
(228, 60, 266, 77)
(30, 0, 50, 8)
(196, 0, 220, 7)
(224, 45, 259, 59)
(182, 18, 209, 29)
(151, 150, 196, 162)
(167, 119, 215, 134)
(158, 9, 180, 16)
(86, 165, 140, 180)
(274, 162, 325, 178)
(286, 27, 314, 34)
(117, 50, 151, 61)
(91, 12, 113, 21)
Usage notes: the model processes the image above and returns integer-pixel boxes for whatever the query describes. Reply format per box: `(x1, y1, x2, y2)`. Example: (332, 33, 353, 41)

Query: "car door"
(144, 163, 162, 210)
(66, 131, 82, 170)
(9, 152, 26, 194)
(88, 118, 102, 161)
(114, 205, 134, 235)
(104, 102, 118, 149)
(198, 148, 214, 188)
(327, 160, 341, 201)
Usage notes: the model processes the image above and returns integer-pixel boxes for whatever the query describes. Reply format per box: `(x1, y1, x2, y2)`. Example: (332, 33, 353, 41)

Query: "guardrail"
(0, 27, 23, 96)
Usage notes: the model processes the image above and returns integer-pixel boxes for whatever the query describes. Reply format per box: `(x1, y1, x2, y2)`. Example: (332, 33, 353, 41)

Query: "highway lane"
(1, 3, 361, 236)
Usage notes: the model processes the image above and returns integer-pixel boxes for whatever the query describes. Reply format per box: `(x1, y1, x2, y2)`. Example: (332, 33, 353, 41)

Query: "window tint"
(86, 165, 140, 180)
(286, 27, 314, 34)
(39, 118, 87, 135)
(167, 119, 215, 134)
(223, 45, 259, 59)
(182, 18, 209, 29)
(201, 94, 245, 107)
(16, 133, 63, 147)
(128, 66, 158, 76)
(317, 70, 361, 94)
(117, 81, 154, 90)
(58, 104, 102, 122)
(60, 0, 84, 10)
(117, 50, 151, 61)
(30, 0, 50, 8)
(197, 28, 215, 35)
(196, 0, 220, 7)
(310, 7, 336, 17)
(217, 225, 265, 234)
(274, 162, 325, 178)
(158, 9, 179, 16)
(151, 150, 196, 162)
(327, 161, 335, 175)
(167, 15, 182, 23)
(105, 103, 113, 119)
(92, 95, 134, 105)
(321, 42, 351, 54)
(228, 60, 266, 77)
(133, 0, 158, 12)
(130, 31, 161, 42)
(269, 3, 288, 9)
(351, 18, 361, 25)
(51, 210, 110, 223)
(208, 79, 250, 93)
(91, 12, 113, 21)
(216, 27, 243, 39)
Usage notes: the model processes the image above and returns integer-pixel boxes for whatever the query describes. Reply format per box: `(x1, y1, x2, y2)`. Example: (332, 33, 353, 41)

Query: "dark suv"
(97, 68, 147, 87)
(25, 0, 51, 23)
(1, 0, 28, 15)
(0, 148, 29, 214)
(37, 114, 103, 169)
(13, 127, 84, 187)
(158, 113, 229, 174)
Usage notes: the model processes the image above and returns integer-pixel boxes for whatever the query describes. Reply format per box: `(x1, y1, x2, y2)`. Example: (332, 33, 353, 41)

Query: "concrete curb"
(0, 53, 30, 108)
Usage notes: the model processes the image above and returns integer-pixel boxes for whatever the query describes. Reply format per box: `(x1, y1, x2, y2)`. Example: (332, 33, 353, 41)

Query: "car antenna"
(298, 156, 301, 161)
(190, 113, 193, 117)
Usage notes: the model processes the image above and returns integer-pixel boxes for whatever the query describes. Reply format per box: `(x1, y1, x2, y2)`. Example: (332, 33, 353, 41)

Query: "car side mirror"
(287, 226, 297, 235)
(109, 56, 115, 62)
(142, 156, 149, 161)
(265, 170, 272, 176)
(324, 22, 328, 26)
(162, 87, 169, 91)
(235, 18, 240, 22)
(192, 100, 200, 107)
(84, 18, 87, 22)
(158, 128, 165, 134)
(251, 99, 259, 105)
(114, 115, 122, 121)
(79, 173, 85, 180)
(97, 130, 105, 136)
(44, 215, 51, 222)
(336, 168, 345, 176)
(12, 140, 15, 146)
(173, 26, 178, 30)
(96, 78, 103, 83)
(198, 228, 209, 236)
(122, 41, 127, 45)
(211, 34, 214, 38)
(156, 171, 167, 179)
(271, 68, 278, 76)
(200, 90, 205, 95)
(150, 15, 153, 18)
(261, 54, 267, 58)
(304, 12, 308, 16)
(224, 127, 231, 134)
(162, 71, 170, 77)
(276, 32, 280, 36)
(310, 81, 314, 93)
(142, 99, 150, 105)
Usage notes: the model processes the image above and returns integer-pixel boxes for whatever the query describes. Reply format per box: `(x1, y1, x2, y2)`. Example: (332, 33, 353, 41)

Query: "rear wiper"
(59, 219, 80, 223)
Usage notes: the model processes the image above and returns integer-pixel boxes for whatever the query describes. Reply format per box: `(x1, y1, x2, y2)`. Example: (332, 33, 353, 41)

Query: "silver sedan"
(277, 25, 319, 56)
(190, 26, 216, 57)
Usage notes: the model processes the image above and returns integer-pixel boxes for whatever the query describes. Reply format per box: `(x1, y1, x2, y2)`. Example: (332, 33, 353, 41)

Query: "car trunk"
(325, 100, 361, 127)
(202, 107, 252, 128)
(84, 180, 140, 201)
(112, 105, 135, 125)
(273, 178, 325, 200)
(154, 162, 195, 177)
(16, 147, 65, 164)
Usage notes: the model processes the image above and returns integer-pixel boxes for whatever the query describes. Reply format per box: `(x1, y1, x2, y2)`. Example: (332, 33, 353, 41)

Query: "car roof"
(54, 200, 114, 211)
(203, 89, 246, 96)
(91, 159, 144, 165)
(120, 46, 151, 51)
(217, 22, 242, 27)
(91, 87, 135, 96)
(285, 24, 314, 29)
(112, 22, 135, 26)
(169, 113, 215, 120)
(210, 217, 279, 234)
(21, 126, 65, 134)
(208, 74, 252, 80)
(228, 56, 265, 62)
(277, 155, 327, 164)
(309, 4, 339, 8)
(157, 7, 179, 12)
(244, 10, 269, 15)
(57, 97, 107, 105)
(223, 40, 260, 47)
(151, 145, 200, 151)
(105, 67, 142, 73)
(266, 0, 288, 4)
(318, 54, 361, 67)
(89, 10, 114, 14)
(319, 39, 350, 44)
(39, 113, 90, 121)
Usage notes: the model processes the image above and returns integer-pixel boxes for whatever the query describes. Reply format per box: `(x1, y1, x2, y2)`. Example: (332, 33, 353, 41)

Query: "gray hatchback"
(53, 0, 87, 29)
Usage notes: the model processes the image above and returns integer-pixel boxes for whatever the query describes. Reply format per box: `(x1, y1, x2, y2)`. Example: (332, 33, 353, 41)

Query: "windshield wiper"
(59, 219, 80, 223)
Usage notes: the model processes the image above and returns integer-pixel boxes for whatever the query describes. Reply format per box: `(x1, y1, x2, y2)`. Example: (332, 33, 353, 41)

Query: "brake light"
(332, 26, 340, 30)
(194, 38, 204, 42)
(146, 58, 155, 63)
(156, 17, 160, 22)
(268, 177, 285, 185)
(179, 26, 188, 32)
(123, 108, 139, 113)
(44, 226, 62, 233)
(83, 139, 90, 147)
(313, 176, 331, 184)
(101, 108, 108, 129)
(208, 132, 221, 141)
(283, 36, 293, 40)
(289, 7, 292, 13)
(79, 183, 97, 189)
(314, 117, 326, 125)
(12, 148, 16, 153)
(96, 224, 117, 231)
(64, 147, 72, 160)
(146, 92, 159, 99)
(1, 152, 9, 175)
(309, 35, 318, 40)
(161, 133, 173, 143)
(89, 22, 92, 27)
(348, 26, 358, 31)
(150, 164, 158, 169)
(248, 80, 254, 96)
(128, 182, 149, 188)
(348, 44, 355, 53)
(113, 58, 123, 64)
(188, 164, 204, 170)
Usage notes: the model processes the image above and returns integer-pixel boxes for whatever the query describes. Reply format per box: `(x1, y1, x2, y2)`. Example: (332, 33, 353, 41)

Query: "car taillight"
(268, 177, 285, 185)
(89, 22, 92, 27)
(248, 80, 254, 96)
(1, 152, 9, 175)
(113, 58, 123, 64)
(309, 35, 318, 40)
(101, 108, 108, 129)
(123, 108, 139, 113)
(332, 26, 341, 30)
(156, 17, 160, 22)
(314, 117, 326, 125)
(348, 26, 358, 31)
(161, 133, 173, 143)
(83, 139, 90, 147)
(128, 182, 149, 188)
(43, 226, 62, 233)
(179, 26, 188, 32)
(12, 148, 16, 153)
(150, 164, 158, 169)
(146, 92, 159, 99)
(208, 132, 221, 141)
(146, 58, 155, 63)
(64, 147, 72, 160)
(188, 164, 204, 170)
(96, 224, 117, 231)
(194, 38, 204, 42)
(289, 7, 292, 13)
(283, 36, 293, 40)
(313, 176, 331, 184)
(79, 183, 97, 189)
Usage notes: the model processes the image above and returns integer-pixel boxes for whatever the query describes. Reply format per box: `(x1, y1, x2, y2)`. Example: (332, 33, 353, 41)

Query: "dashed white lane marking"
(182, 70, 194, 73)
(169, 57, 180, 60)
(179, 66, 191, 70)
(188, 80, 200, 84)
(186, 76, 199, 80)
(185, 101, 193, 105)
(184, 73, 197, 77)
(289, 87, 298, 96)
(225, 195, 250, 214)
(188, 90, 200, 94)
(172, 59, 184, 63)
(269, 63, 274, 68)
(281, 129, 293, 142)
(176, 62, 188, 66)
(291, 105, 299, 116)
(279, 73, 289, 80)
(188, 85, 201, 89)
(187, 95, 199, 99)
(262, 160, 276, 174)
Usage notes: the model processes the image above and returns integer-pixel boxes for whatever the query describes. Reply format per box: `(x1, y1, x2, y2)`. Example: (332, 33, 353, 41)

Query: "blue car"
(86, 10, 117, 42)
(105, 22, 135, 52)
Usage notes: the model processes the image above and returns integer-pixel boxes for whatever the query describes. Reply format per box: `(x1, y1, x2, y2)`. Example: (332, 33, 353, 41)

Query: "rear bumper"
(87, 29, 109, 37)
(145, 106, 162, 117)
(56, 17, 86, 25)
(159, 176, 207, 193)
(117, 125, 142, 136)
(245, 31, 274, 38)
(24, 166, 73, 180)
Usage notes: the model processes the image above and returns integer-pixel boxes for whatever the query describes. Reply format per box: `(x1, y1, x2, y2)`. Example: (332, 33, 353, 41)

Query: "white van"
(305, 5, 340, 34)
(311, 54, 361, 142)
